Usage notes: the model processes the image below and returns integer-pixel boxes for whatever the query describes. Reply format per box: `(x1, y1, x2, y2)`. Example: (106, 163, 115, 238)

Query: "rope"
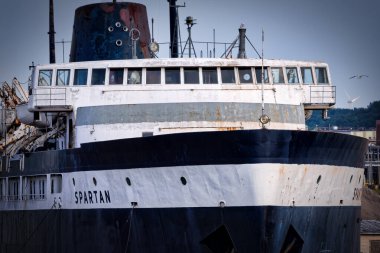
(17, 204, 56, 253)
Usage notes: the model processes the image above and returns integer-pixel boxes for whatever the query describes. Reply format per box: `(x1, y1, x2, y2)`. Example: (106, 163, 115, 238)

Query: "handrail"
(308, 85, 336, 104)
(33, 87, 67, 107)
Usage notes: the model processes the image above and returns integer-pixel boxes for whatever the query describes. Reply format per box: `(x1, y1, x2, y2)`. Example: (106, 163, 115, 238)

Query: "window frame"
(301, 67, 314, 85)
(271, 67, 285, 84)
(315, 67, 329, 84)
(73, 69, 88, 86)
(285, 67, 300, 84)
(38, 69, 53, 86)
(56, 69, 71, 86)
(146, 67, 162, 85)
(238, 67, 254, 84)
(165, 67, 181, 85)
(184, 67, 200, 84)
(109, 68, 124, 85)
(221, 67, 236, 84)
(91, 68, 106, 85)
(255, 67, 269, 84)
(201, 67, 219, 84)
(127, 68, 142, 85)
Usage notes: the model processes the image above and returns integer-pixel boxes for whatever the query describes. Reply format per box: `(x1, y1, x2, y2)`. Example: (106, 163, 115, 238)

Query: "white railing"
(32, 87, 72, 111)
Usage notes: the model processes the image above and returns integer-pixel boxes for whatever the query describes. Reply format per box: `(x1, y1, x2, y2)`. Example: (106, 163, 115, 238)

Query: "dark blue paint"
(69, 3, 151, 62)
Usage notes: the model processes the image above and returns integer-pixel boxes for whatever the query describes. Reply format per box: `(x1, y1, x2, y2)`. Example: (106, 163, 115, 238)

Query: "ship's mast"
(168, 0, 179, 58)
(48, 0, 56, 64)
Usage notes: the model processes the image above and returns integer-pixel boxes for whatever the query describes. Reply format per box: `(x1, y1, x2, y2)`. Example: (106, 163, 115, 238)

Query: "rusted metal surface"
(70, 2, 151, 62)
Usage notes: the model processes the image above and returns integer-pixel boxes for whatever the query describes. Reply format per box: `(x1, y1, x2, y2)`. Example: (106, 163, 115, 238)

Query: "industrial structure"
(365, 121, 380, 186)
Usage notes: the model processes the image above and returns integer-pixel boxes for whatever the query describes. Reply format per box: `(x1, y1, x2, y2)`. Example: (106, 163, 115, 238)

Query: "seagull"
(344, 90, 359, 108)
(349, 74, 369, 79)
(348, 96, 360, 104)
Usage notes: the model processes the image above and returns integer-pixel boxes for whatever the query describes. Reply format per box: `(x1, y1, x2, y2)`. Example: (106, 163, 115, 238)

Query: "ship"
(0, 1, 368, 253)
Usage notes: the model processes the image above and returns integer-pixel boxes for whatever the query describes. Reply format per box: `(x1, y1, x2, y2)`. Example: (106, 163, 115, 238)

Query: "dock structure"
(364, 120, 380, 186)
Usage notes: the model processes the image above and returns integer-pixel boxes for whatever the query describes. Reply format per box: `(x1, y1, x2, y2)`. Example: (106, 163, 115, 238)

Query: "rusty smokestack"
(48, 0, 56, 63)
(168, 0, 179, 58)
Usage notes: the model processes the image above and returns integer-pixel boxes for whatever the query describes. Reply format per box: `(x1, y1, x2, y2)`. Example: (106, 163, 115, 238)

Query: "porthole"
(108, 26, 114, 32)
(126, 177, 131, 186)
(72, 178, 75, 186)
(180, 176, 187, 185)
(116, 40, 123, 47)
(115, 21, 121, 27)
(93, 177, 97, 186)
(243, 73, 251, 81)
(123, 26, 128, 32)
(316, 175, 321, 184)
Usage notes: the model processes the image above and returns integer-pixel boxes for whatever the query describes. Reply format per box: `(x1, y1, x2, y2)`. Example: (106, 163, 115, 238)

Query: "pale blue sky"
(0, 0, 379, 108)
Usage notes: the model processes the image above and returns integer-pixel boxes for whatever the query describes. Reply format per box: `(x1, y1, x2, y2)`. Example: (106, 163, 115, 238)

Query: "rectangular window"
(371, 240, 380, 253)
(51, 174, 62, 194)
(8, 177, 19, 201)
(165, 68, 181, 84)
(301, 67, 314, 84)
(221, 67, 235, 83)
(23, 176, 47, 200)
(109, 68, 124, 85)
(184, 68, 199, 84)
(127, 68, 142, 84)
(91, 68, 106, 85)
(202, 67, 218, 84)
(286, 67, 299, 84)
(271, 67, 284, 84)
(255, 67, 269, 83)
(56, 69, 70, 86)
(38, 70, 53, 86)
(315, 67, 329, 84)
(0, 178, 5, 201)
(238, 67, 253, 84)
(146, 68, 161, 84)
(73, 69, 88, 85)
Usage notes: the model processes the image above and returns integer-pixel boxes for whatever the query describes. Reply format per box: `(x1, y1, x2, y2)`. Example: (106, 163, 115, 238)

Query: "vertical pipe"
(188, 26, 191, 58)
(261, 29, 264, 118)
(48, 0, 56, 64)
(213, 29, 215, 58)
(238, 25, 246, 59)
(168, 0, 179, 58)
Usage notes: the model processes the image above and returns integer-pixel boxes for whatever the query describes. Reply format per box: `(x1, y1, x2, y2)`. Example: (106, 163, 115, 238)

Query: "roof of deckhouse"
(361, 220, 380, 235)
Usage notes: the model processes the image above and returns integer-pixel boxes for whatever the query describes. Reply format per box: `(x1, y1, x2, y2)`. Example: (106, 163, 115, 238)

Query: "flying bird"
(349, 74, 369, 79)
(344, 90, 360, 108)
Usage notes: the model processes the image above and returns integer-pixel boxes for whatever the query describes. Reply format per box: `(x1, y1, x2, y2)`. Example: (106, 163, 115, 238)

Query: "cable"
(124, 205, 135, 253)
(17, 203, 56, 253)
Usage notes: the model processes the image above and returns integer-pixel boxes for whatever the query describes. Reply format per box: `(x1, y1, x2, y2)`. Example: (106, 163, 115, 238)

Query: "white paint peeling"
(0, 163, 363, 211)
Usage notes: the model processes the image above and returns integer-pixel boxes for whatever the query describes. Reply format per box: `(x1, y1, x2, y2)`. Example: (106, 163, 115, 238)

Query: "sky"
(0, 0, 379, 108)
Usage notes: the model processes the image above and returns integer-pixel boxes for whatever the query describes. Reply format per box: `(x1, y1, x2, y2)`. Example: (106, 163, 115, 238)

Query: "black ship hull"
(0, 129, 368, 253)
(2, 206, 360, 253)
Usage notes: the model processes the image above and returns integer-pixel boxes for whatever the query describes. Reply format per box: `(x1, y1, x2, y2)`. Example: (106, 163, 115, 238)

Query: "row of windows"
(38, 66, 329, 87)
(0, 174, 62, 201)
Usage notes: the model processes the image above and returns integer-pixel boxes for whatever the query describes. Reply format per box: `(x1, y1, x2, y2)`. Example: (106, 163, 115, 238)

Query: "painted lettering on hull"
(75, 190, 111, 204)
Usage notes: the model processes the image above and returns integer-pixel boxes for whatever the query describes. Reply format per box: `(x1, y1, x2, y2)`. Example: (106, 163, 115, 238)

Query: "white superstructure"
(28, 58, 335, 148)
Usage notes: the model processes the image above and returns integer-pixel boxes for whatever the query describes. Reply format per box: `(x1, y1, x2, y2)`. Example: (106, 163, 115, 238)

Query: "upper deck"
(30, 57, 335, 111)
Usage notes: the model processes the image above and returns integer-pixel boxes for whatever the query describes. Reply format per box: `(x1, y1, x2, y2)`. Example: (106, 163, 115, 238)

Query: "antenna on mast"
(181, 16, 197, 58)
(259, 29, 270, 127)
